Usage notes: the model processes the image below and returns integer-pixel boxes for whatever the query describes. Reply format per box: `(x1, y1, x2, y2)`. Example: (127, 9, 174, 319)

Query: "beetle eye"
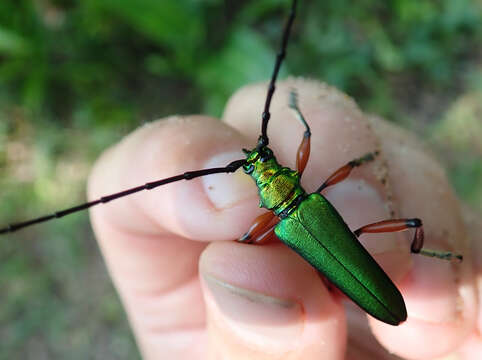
(243, 163, 255, 174)
(260, 149, 272, 162)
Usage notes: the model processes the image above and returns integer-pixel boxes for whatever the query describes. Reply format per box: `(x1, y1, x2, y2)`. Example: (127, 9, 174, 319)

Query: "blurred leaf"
(431, 90, 482, 211)
(0, 27, 31, 56)
(97, 0, 204, 70)
(432, 91, 482, 153)
(198, 27, 285, 116)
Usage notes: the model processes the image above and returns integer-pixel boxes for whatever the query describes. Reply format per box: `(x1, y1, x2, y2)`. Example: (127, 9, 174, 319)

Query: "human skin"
(87, 79, 481, 360)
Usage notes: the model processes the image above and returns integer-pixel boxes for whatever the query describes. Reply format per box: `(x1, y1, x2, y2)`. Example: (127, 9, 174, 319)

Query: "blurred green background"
(1, 0, 481, 358)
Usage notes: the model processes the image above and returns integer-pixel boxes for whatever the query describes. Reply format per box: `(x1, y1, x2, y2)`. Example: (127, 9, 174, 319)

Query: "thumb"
(199, 241, 346, 360)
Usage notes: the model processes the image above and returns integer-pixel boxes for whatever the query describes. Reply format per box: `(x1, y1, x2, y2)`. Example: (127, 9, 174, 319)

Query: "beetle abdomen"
(274, 193, 407, 325)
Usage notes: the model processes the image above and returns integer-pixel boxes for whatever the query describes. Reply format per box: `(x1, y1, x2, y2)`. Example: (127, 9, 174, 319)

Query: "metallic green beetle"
(242, 135, 408, 325)
(0, 0, 462, 326)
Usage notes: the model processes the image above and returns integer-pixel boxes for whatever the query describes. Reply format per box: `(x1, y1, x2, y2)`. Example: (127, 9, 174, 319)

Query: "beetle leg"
(251, 224, 279, 245)
(354, 218, 463, 262)
(317, 152, 379, 193)
(288, 90, 311, 175)
(238, 212, 279, 244)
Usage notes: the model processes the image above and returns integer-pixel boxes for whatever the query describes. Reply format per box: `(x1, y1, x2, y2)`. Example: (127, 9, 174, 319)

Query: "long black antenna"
(259, 0, 298, 147)
(1, 0, 299, 234)
(0, 160, 245, 234)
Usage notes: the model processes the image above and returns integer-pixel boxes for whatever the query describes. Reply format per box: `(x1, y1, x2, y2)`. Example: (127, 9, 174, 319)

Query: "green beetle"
(241, 132, 409, 325)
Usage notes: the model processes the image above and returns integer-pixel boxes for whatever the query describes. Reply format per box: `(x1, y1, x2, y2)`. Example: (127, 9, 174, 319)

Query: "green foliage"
(430, 90, 482, 212)
(1, 0, 480, 119)
(0, 0, 481, 357)
(199, 27, 285, 114)
(294, 0, 482, 114)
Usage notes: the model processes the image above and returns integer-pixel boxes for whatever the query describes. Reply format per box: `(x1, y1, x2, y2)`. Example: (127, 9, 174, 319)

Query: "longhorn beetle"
(1, 0, 463, 329)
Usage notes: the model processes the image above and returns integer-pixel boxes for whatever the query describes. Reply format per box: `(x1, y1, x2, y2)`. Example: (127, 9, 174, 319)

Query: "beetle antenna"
(259, 0, 298, 148)
(0, 159, 245, 234)
(1, 2, 300, 234)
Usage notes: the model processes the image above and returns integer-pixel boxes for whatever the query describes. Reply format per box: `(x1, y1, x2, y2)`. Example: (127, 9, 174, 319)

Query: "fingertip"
(199, 241, 347, 359)
(369, 317, 471, 360)
(364, 116, 478, 358)
(88, 115, 261, 241)
(368, 254, 477, 359)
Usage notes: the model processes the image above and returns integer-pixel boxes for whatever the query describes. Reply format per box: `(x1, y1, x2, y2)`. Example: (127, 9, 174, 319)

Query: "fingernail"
(401, 255, 459, 323)
(202, 273, 303, 350)
(203, 152, 257, 209)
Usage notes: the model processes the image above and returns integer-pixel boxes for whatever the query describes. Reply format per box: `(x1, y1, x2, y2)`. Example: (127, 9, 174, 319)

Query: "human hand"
(88, 78, 481, 359)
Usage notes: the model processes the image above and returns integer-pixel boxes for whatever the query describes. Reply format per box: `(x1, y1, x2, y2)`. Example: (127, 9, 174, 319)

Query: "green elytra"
(0, 0, 463, 326)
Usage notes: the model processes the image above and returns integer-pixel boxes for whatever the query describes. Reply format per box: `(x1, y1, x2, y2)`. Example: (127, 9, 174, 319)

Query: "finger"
(88, 116, 260, 240)
(453, 206, 482, 360)
(222, 78, 477, 358)
(200, 241, 346, 360)
(87, 116, 259, 359)
(367, 117, 477, 359)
